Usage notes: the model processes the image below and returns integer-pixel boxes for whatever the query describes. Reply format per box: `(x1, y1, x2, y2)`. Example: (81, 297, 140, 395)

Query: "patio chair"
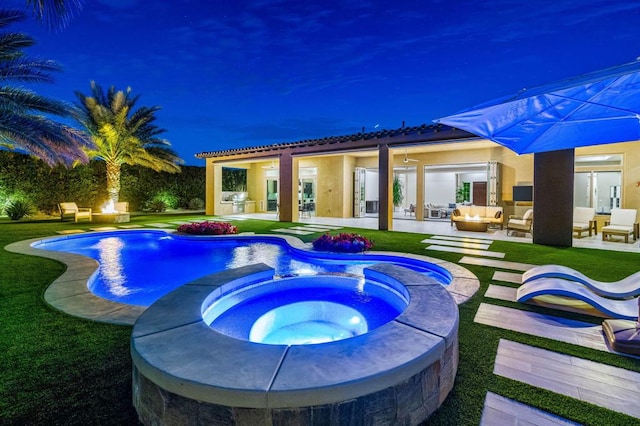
(573, 207, 597, 238)
(522, 264, 640, 299)
(506, 209, 533, 236)
(404, 204, 415, 216)
(516, 278, 638, 320)
(58, 202, 92, 222)
(601, 208, 639, 243)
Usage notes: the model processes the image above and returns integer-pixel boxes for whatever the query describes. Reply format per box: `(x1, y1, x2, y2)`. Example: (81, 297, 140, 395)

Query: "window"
(574, 155, 622, 214)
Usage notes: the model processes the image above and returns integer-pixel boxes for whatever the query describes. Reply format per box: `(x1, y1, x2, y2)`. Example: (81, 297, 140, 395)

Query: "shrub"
(152, 190, 179, 209)
(146, 199, 167, 212)
(187, 197, 204, 210)
(5, 199, 33, 220)
(312, 232, 374, 253)
(177, 221, 238, 235)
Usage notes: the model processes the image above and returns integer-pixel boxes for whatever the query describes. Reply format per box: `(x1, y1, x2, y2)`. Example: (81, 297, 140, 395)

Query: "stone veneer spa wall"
(131, 262, 460, 425)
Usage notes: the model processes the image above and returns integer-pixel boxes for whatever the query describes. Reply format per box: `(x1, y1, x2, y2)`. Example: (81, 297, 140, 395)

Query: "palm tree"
(0, 9, 90, 166)
(74, 81, 183, 204)
(25, 0, 84, 30)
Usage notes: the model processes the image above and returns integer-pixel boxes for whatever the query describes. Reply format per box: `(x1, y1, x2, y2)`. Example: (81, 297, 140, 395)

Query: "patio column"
(378, 144, 393, 231)
(416, 163, 425, 221)
(278, 150, 298, 222)
(533, 149, 574, 247)
(205, 159, 215, 215)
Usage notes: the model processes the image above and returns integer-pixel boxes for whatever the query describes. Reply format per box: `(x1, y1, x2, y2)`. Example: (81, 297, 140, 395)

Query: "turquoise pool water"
(33, 230, 451, 307)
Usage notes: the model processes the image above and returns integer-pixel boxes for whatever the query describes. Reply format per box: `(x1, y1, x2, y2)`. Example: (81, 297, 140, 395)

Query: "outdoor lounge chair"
(573, 206, 597, 238)
(404, 204, 415, 216)
(506, 209, 533, 236)
(516, 278, 638, 320)
(601, 208, 639, 243)
(522, 264, 640, 299)
(58, 202, 92, 222)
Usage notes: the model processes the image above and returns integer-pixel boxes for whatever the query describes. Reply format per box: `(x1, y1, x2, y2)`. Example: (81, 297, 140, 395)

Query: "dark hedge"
(0, 151, 205, 214)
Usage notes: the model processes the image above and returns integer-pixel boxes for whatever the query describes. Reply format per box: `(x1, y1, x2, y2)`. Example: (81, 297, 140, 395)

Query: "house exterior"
(196, 124, 640, 246)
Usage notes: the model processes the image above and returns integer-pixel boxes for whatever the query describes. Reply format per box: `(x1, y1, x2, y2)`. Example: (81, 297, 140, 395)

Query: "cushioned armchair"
(601, 208, 639, 243)
(507, 209, 533, 236)
(58, 202, 92, 222)
(573, 207, 597, 238)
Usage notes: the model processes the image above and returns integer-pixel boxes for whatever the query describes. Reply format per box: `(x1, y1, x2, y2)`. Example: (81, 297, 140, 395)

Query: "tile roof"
(195, 123, 476, 159)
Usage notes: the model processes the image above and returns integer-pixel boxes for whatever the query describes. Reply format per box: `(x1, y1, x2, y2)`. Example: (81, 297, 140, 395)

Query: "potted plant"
(393, 175, 404, 210)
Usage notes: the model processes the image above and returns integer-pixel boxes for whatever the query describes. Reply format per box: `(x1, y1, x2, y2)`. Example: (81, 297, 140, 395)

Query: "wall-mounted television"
(513, 185, 533, 202)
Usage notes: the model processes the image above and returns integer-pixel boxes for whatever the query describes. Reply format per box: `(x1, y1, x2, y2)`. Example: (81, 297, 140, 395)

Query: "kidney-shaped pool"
(31, 230, 453, 306)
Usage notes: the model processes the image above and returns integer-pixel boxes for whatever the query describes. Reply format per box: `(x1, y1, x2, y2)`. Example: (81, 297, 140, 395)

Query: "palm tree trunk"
(106, 162, 121, 203)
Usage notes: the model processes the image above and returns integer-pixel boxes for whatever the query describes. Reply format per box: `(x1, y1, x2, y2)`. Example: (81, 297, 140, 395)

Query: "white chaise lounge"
(601, 208, 639, 243)
(522, 264, 640, 299)
(516, 278, 638, 320)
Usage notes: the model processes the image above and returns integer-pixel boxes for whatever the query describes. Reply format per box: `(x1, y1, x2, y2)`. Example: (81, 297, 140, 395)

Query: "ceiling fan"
(402, 150, 419, 163)
(261, 160, 277, 169)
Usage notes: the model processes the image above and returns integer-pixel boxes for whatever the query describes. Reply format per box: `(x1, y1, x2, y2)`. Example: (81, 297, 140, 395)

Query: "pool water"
(203, 275, 409, 345)
(33, 230, 451, 307)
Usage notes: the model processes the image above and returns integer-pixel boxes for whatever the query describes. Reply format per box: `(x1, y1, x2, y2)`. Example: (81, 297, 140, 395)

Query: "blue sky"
(7, 0, 640, 165)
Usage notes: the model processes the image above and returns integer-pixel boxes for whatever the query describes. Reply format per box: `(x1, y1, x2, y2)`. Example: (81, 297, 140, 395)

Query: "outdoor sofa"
(451, 205, 503, 229)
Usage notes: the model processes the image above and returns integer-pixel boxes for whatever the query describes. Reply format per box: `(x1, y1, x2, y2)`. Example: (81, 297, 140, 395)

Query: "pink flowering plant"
(177, 221, 238, 235)
(312, 232, 374, 253)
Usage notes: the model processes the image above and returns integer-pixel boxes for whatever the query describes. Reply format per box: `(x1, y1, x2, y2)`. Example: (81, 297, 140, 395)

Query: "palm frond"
(0, 9, 26, 29)
(0, 113, 91, 166)
(0, 86, 74, 116)
(25, 0, 84, 31)
(0, 32, 34, 60)
(0, 58, 60, 83)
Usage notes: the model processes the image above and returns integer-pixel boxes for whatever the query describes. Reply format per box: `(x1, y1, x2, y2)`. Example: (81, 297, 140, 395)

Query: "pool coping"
(5, 229, 479, 325)
(131, 262, 459, 410)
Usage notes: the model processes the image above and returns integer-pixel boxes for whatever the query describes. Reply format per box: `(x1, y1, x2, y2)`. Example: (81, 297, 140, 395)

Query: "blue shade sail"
(435, 60, 640, 154)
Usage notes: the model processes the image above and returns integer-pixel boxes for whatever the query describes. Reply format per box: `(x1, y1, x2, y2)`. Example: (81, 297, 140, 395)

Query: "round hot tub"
(204, 274, 409, 346)
(131, 263, 461, 425)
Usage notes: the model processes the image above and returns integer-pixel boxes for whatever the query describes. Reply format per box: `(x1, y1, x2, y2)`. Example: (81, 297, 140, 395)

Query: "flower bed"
(312, 233, 374, 253)
(177, 221, 238, 235)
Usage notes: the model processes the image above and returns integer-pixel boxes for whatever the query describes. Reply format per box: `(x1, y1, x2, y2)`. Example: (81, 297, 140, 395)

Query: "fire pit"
(92, 200, 130, 223)
(92, 212, 130, 223)
(454, 214, 490, 232)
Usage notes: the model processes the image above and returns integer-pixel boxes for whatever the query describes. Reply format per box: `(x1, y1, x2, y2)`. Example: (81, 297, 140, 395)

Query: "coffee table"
(454, 219, 490, 232)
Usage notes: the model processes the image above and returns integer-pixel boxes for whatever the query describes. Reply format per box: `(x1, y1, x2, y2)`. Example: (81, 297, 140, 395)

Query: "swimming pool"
(32, 230, 452, 307)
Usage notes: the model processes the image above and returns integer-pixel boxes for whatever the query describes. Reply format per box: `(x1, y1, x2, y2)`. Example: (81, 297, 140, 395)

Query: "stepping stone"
(481, 392, 579, 425)
(460, 256, 535, 271)
(89, 226, 118, 231)
(223, 216, 248, 221)
(432, 235, 494, 244)
(426, 245, 505, 258)
(421, 238, 491, 250)
(118, 224, 143, 229)
(299, 226, 336, 232)
(145, 223, 174, 228)
(288, 226, 323, 232)
(56, 229, 86, 235)
(495, 339, 640, 419)
(485, 284, 517, 301)
(492, 271, 522, 284)
(272, 228, 314, 235)
(304, 225, 342, 230)
(474, 303, 610, 352)
(169, 221, 192, 225)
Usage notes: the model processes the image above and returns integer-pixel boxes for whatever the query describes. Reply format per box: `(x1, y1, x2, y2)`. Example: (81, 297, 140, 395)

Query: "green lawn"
(1, 214, 638, 425)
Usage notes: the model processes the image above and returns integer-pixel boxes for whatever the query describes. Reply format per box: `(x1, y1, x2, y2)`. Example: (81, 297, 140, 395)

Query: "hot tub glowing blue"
(32, 230, 451, 307)
(202, 274, 409, 345)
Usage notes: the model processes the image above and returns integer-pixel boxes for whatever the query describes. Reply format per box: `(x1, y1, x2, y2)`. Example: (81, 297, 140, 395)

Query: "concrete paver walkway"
(481, 392, 579, 425)
(495, 339, 640, 420)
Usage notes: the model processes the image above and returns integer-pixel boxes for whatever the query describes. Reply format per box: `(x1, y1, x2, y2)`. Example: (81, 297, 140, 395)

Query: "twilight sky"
(7, 0, 640, 165)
